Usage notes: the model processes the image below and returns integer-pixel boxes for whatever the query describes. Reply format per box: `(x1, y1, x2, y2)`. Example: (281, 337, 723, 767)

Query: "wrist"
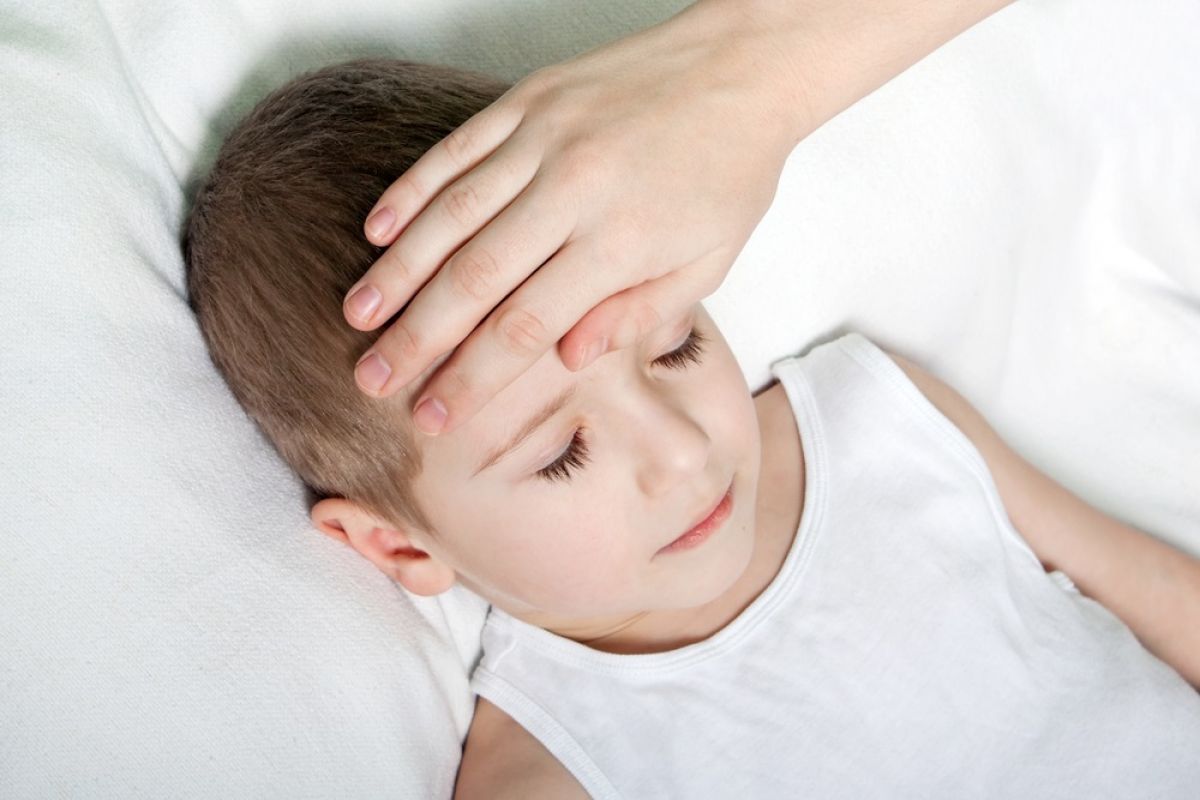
(686, 0, 1018, 148)
(681, 0, 818, 148)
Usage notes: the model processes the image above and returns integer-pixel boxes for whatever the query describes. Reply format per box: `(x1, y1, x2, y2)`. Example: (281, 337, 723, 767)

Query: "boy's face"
(398, 303, 762, 637)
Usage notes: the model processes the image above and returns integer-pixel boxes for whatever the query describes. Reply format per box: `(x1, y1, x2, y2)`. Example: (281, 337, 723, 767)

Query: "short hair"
(182, 58, 510, 534)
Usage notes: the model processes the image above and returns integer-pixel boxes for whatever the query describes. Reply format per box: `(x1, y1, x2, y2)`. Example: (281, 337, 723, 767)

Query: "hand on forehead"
(342, 15, 800, 438)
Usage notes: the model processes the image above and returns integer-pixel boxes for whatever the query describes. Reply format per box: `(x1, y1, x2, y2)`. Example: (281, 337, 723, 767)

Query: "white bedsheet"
(2, 0, 1196, 796)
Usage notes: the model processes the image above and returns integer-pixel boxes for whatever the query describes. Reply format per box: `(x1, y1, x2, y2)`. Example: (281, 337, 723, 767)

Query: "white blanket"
(2, 0, 1196, 796)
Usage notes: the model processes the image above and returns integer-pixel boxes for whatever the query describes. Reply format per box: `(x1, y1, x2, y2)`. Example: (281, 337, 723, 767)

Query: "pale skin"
(314, 304, 799, 651)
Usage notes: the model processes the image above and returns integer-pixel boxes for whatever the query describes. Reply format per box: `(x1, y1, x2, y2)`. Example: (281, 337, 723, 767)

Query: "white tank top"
(470, 332, 1200, 799)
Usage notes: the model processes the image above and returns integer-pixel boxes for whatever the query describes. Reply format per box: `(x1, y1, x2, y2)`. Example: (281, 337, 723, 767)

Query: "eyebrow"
(472, 384, 578, 476)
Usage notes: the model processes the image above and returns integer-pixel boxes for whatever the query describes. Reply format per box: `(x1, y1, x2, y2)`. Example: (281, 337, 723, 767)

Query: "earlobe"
(393, 556, 458, 596)
(368, 526, 457, 595)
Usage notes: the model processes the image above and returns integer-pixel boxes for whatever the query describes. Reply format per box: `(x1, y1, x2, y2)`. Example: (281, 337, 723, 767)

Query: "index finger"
(409, 238, 633, 437)
(359, 101, 524, 249)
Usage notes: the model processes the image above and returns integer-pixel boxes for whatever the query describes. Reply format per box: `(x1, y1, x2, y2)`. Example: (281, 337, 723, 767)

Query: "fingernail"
(578, 337, 608, 370)
(365, 207, 396, 241)
(346, 285, 382, 324)
(413, 396, 447, 436)
(356, 353, 392, 393)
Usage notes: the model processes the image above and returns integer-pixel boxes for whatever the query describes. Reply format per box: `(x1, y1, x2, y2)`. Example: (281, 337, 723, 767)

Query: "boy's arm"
(454, 696, 589, 800)
(886, 351, 1200, 689)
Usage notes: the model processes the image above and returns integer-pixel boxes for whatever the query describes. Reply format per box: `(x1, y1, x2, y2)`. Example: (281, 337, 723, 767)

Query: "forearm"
(686, 0, 1019, 146)
(1020, 475, 1200, 689)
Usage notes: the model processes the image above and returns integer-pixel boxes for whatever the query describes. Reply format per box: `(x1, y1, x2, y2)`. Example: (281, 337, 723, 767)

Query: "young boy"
(183, 58, 1200, 798)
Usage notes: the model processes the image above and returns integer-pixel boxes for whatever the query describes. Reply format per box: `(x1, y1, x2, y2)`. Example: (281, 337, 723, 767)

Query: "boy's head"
(184, 58, 766, 638)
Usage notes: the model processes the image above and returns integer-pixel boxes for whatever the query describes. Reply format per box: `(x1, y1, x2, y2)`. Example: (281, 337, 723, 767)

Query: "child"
(183, 58, 1200, 798)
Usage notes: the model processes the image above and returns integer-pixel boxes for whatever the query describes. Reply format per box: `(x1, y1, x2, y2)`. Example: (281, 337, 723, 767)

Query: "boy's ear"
(310, 497, 456, 596)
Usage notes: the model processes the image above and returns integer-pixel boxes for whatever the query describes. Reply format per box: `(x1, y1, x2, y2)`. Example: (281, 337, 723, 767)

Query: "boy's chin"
(664, 526, 757, 609)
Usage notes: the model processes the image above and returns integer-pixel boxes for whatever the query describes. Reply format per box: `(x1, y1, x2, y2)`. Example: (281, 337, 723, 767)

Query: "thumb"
(558, 258, 722, 372)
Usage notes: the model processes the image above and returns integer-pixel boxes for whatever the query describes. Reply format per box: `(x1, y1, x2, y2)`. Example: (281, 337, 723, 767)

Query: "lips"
(681, 485, 729, 535)
(658, 480, 734, 555)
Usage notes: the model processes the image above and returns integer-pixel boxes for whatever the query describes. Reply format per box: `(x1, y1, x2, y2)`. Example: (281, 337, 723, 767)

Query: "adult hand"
(343, 0, 809, 436)
(344, 0, 1017, 437)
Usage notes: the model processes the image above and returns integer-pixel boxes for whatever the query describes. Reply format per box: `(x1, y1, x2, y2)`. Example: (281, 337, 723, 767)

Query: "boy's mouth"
(658, 480, 734, 556)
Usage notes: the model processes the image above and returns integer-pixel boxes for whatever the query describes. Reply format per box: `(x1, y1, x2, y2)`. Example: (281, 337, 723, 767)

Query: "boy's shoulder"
(881, 349, 1049, 563)
(881, 349, 1008, 477)
(454, 696, 588, 800)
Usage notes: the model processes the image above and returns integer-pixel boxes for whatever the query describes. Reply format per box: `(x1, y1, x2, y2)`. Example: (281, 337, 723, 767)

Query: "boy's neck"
(570, 379, 806, 655)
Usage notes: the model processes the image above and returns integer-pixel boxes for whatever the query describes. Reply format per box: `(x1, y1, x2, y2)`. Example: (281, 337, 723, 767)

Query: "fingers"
(558, 255, 723, 372)
(403, 237, 636, 436)
(362, 102, 524, 247)
(345, 132, 539, 332)
(354, 182, 575, 398)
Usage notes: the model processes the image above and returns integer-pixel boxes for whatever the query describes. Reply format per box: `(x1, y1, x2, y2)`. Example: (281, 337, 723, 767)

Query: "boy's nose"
(632, 416, 711, 497)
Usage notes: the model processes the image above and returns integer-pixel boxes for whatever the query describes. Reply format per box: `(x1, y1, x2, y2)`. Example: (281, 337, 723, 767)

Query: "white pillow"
(2, 0, 1196, 796)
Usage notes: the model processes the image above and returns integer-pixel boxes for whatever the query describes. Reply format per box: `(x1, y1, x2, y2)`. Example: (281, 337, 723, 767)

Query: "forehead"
(424, 303, 712, 463)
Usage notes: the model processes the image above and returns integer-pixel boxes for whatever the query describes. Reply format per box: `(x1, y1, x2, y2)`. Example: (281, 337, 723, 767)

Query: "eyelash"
(535, 327, 707, 483)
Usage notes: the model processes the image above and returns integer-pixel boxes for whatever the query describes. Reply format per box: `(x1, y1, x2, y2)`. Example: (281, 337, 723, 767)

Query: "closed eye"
(536, 427, 591, 483)
(535, 327, 708, 484)
(651, 327, 707, 370)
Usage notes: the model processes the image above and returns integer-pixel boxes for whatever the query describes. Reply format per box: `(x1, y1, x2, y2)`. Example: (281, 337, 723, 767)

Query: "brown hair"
(182, 58, 510, 534)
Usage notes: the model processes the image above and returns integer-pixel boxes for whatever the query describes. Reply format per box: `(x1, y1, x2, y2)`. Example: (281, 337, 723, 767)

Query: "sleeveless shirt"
(470, 332, 1200, 799)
